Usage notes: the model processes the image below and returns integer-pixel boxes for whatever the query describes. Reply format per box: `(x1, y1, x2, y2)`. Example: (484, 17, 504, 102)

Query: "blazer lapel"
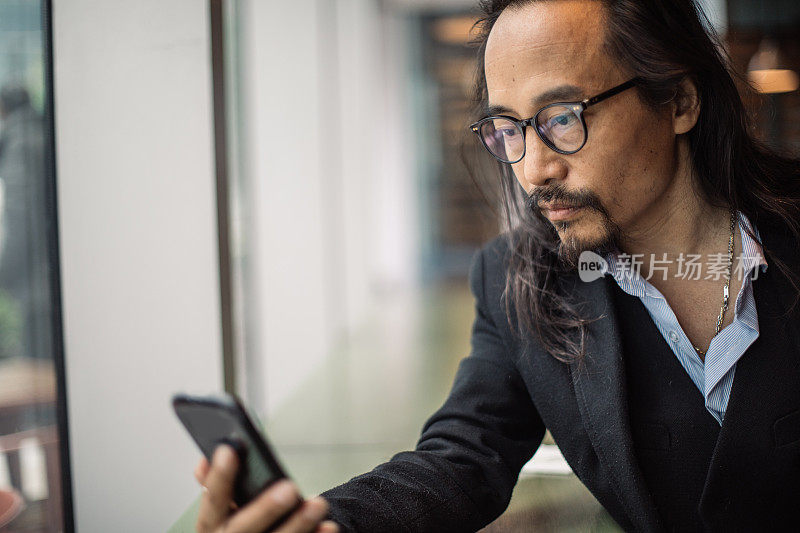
(563, 273, 663, 532)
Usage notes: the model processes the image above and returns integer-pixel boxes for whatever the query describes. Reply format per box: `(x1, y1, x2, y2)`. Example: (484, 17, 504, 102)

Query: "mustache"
(525, 186, 600, 214)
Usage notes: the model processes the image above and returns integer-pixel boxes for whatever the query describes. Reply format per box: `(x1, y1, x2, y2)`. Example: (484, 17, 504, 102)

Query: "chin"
(554, 218, 620, 270)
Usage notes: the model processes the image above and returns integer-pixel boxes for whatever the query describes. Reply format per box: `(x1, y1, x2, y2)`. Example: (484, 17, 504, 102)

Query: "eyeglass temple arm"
(583, 78, 637, 107)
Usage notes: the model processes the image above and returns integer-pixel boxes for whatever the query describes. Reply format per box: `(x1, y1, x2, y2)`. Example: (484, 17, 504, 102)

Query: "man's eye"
(549, 114, 576, 128)
(499, 128, 518, 137)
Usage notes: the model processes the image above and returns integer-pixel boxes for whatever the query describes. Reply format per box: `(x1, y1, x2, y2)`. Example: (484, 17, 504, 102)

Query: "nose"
(516, 124, 568, 189)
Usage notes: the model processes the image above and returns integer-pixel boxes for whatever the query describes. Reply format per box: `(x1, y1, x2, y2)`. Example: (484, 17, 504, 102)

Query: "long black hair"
(467, 0, 800, 363)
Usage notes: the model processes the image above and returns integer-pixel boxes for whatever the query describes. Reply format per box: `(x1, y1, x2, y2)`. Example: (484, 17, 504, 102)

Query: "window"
(0, 0, 70, 530)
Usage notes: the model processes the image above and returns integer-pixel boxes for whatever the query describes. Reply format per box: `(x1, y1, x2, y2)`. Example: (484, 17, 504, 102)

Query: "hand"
(194, 444, 340, 533)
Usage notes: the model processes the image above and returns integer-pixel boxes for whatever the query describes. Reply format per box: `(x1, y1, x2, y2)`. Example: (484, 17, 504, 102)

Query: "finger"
(194, 457, 210, 485)
(223, 479, 302, 533)
(314, 520, 340, 533)
(195, 445, 239, 533)
(272, 497, 330, 533)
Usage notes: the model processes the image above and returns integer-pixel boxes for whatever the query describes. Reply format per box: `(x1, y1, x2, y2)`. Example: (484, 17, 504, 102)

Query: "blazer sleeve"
(320, 241, 547, 532)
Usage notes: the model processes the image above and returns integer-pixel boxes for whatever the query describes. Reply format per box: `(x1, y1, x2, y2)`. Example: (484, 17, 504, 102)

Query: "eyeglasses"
(469, 78, 638, 163)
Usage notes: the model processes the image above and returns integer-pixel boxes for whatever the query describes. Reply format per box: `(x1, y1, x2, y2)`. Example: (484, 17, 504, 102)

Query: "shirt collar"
(737, 210, 769, 275)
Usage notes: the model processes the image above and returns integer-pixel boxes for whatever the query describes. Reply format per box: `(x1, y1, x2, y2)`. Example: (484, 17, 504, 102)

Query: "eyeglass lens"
(536, 106, 584, 152)
(479, 105, 585, 161)
(479, 118, 525, 163)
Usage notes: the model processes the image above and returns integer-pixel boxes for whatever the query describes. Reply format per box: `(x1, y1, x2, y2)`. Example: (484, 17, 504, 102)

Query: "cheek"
(606, 170, 642, 214)
(588, 101, 673, 162)
(578, 112, 674, 210)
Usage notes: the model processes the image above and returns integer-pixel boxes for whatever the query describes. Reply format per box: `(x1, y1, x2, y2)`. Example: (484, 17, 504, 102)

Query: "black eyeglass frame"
(469, 78, 639, 162)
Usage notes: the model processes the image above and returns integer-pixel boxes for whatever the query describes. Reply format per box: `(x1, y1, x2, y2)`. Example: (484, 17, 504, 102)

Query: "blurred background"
(0, 0, 796, 531)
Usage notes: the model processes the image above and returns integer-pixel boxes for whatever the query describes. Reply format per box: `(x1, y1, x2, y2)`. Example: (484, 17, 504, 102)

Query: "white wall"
(53, 0, 224, 530)
(233, 0, 331, 418)
(232, 0, 419, 420)
(336, 0, 420, 330)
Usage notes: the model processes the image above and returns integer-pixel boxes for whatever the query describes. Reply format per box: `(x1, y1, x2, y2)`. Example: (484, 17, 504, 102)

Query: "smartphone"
(172, 392, 302, 511)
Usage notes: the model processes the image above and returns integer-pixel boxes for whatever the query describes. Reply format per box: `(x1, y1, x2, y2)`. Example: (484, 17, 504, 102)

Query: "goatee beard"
(553, 216, 623, 271)
(525, 185, 623, 271)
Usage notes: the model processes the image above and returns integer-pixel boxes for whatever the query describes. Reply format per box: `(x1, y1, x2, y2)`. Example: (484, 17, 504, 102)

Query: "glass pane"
(0, 0, 65, 531)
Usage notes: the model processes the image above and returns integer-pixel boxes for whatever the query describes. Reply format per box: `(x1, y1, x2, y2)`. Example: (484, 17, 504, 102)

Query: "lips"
(540, 203, 586, 222)
(541, 203, 583, 211)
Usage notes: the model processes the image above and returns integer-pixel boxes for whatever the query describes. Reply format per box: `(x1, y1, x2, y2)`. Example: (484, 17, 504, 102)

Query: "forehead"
(484, 0, 618, 114)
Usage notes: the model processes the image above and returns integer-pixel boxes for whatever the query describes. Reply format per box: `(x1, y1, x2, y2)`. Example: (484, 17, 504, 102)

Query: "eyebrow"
(486, 84, 585, 116)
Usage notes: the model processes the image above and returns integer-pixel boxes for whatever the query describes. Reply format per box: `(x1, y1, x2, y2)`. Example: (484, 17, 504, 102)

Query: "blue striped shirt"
(602, 211, 768, 425)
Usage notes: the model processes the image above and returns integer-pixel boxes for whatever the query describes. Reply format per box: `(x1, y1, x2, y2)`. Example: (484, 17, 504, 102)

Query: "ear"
(672, 77, 701, 135)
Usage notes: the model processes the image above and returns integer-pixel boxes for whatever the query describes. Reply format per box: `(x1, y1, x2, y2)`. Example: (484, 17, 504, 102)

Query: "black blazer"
(321, 216, 800, 532)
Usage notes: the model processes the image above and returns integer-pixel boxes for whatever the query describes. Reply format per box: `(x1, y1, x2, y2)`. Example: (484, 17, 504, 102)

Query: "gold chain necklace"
(693, 209, 736, 358)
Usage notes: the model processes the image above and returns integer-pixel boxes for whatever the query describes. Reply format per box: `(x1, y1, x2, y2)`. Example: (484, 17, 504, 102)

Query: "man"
(192, 0, 800, 531)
